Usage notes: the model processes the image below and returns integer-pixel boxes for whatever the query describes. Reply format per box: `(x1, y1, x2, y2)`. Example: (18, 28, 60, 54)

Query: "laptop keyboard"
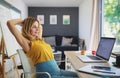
(87, 55, 102, 60)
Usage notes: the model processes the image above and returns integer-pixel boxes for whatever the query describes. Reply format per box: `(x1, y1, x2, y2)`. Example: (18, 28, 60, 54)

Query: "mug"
(92, 50, 96, 55)
(116, 55, 120, 66)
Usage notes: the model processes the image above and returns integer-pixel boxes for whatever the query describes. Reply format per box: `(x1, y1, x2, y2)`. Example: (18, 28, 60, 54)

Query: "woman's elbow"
(7, 20, 12, 27)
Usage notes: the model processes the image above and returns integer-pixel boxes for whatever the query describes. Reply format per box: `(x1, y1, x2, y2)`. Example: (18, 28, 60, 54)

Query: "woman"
(7, 17, 79, 78)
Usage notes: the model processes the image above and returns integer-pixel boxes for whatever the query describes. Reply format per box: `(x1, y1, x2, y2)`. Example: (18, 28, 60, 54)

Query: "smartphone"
(91, 66, 111, 71)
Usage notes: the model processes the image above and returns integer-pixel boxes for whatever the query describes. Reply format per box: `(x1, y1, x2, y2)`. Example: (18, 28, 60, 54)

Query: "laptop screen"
(96, 37, 116, 60)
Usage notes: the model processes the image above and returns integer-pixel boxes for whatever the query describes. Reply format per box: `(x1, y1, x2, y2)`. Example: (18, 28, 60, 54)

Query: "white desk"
(65, 51, 120, 78)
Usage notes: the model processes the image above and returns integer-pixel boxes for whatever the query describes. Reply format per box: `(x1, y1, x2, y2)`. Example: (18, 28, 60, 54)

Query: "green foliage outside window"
(104, 0, 120, 44)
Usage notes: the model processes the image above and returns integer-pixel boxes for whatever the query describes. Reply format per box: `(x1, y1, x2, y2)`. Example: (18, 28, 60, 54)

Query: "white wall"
(79, 0, 93, 50)
(5, 0, 92, 50)
(4, 0, 28, 66)
(5, 0, 28, 18)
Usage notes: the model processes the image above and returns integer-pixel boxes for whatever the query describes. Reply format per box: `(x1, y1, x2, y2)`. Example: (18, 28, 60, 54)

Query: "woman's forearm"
(7, 18, 23, 27)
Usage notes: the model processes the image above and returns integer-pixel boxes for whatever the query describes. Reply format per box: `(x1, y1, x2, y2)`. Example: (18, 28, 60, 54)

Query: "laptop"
(77, 37, 116, 63)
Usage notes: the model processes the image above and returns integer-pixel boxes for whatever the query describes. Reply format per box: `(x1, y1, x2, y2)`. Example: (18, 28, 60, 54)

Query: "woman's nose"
(36, 27, 40, 32)
(36, 27, 38, 30)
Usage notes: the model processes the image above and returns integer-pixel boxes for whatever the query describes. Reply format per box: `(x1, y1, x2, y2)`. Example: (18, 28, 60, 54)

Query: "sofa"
(43, 35, 79, 52)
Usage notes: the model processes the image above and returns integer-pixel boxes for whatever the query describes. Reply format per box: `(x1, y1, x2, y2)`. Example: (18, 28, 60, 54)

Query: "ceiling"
(22, 0, 82, 7)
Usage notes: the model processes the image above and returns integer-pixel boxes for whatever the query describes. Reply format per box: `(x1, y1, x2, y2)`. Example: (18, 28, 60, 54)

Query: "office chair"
(17, 49, 51, 78)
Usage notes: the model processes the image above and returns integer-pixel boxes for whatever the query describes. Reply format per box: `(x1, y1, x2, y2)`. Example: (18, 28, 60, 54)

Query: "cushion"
(61, 37, 73, 46)
(44, 36, 56, 46)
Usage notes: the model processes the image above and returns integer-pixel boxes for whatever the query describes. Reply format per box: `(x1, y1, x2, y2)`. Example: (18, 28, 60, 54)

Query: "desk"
(64, 51, 119, 78)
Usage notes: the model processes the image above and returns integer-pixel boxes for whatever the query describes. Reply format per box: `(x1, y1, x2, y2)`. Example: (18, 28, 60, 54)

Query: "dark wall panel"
(28, 7, 79, 36)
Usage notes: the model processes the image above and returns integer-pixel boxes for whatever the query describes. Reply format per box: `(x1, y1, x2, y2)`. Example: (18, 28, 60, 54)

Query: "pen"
(93, 70, 116, 74)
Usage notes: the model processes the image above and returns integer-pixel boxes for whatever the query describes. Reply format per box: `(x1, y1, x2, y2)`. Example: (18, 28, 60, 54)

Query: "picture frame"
(37, 15, 44, 24)
(63, 15, 70, 25)
(50, 15, 57, 25)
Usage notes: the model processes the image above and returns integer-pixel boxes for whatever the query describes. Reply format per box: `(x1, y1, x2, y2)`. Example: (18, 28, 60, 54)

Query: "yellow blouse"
(26, 39, 54, 65)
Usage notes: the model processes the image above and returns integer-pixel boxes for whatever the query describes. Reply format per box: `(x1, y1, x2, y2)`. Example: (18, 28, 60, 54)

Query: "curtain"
(89, 0, 99, 51)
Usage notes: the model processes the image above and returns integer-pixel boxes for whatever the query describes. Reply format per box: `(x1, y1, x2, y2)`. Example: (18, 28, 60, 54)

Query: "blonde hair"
(22, 17, 40, 40)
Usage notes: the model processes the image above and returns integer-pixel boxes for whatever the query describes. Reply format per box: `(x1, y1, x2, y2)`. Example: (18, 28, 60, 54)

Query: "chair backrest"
(17, 49, 36, 78)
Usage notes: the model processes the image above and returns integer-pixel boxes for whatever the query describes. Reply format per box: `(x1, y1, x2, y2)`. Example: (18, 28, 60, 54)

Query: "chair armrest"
(21, 72, 51, 78)
(56, 60, 65, 63)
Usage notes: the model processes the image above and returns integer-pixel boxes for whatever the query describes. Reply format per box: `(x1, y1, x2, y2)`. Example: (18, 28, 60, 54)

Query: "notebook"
(77, 37, 116, 63)
(77, 64, 120, 77)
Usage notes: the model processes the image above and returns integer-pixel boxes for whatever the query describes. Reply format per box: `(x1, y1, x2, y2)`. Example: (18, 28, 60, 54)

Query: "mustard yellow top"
(26, 40, 54, 65)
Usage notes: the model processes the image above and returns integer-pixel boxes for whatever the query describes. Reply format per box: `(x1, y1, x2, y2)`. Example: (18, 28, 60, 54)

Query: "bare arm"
(7, 19, 30, 52)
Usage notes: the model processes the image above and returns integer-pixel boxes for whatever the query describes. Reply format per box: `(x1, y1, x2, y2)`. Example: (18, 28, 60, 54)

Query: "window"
(102, 0, 120, 52)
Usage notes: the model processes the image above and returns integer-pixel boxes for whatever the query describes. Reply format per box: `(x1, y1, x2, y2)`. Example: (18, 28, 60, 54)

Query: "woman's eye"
(32, 26, 37, 28)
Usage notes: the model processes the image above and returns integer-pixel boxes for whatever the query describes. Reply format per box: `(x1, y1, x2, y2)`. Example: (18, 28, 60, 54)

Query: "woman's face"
(30, 21, 42, 38)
